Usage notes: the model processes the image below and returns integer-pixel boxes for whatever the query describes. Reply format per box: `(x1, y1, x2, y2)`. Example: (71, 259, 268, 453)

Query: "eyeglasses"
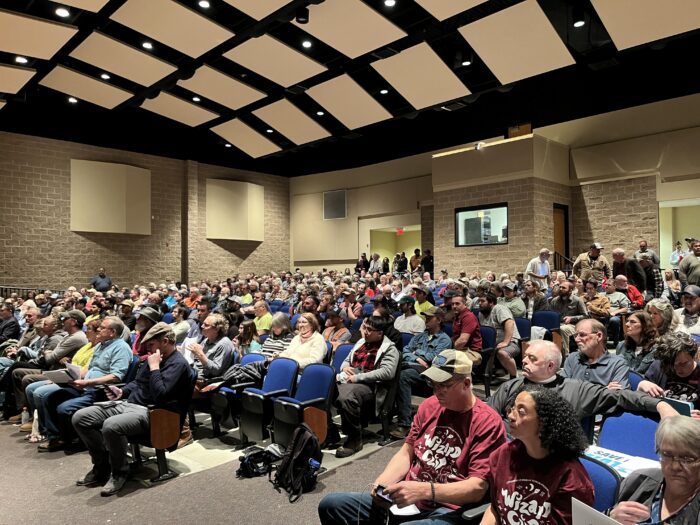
(574, 331, 593, 338)
(658, 451, 700, 468)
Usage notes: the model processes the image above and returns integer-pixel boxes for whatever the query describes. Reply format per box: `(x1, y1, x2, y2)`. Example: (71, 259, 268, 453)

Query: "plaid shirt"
(350, 341, 381, 372)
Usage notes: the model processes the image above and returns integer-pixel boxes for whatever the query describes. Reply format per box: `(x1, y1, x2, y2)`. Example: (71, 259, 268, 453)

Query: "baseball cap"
(341, 288, 357, 296)
(590, 242, 604, 250)
(503, 282, 517, 291)
(685, 237, 697, 243)
(422, 306, 444, 321)
(443, 289, 458, 299)
(226, 295, 242, 304)
(411, 285, 429, 294)
(141, 322, 174, 345)
(398, 296, 415, 305)
(681, 285, 700, 298)
(326, 306, 342, 316)
(60, 309, 87, 323)
(120, 299, 135, 309)
(421, 350, 473, 383)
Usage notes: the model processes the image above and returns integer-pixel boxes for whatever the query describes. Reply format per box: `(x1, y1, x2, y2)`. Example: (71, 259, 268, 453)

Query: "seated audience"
(581, 279, 610, 322)
(318, 349, 506, 524)
(675, 285, 700, 336)
(481, 387, 594, 525)
(72, 322, 191, 496)
(617, 311, 659, 375)
(321, 307, 351, 352)
(233, 319, 261, 356)
(0, 304, 21, 345)
(610, 416, 700, 524)
(522, 280, 548, 320)
(549, 280, 588, 357)
(330, 316, 399, 458)
(188, 313, 235, 380)
(450, 294, 483, 365)
(390, 306, 452, 439)
(277, 312, 325, 369)
(645, 298, 679, 337)
(498, 282, 525, 318)
(170, 305, 191, 343)
(562, 319, 630, 389)
(614, 274, 645, 310)
(605, 277, 632, 345)
(393, 297, 425, 336)
(252, 301, 272, 336)
(638, 332, 700, 414)
(478, 293, 520, 379)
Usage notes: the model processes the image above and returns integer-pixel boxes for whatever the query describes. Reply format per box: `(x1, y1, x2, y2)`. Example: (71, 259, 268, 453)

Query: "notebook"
(572, 498, 621, 525)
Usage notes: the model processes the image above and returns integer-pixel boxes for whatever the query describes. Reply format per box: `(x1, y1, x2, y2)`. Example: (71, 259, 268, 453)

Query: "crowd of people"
(0, 238, 698, 520)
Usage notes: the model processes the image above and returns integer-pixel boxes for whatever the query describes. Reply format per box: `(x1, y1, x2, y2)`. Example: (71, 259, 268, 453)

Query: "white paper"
(390, 504, 420, 516)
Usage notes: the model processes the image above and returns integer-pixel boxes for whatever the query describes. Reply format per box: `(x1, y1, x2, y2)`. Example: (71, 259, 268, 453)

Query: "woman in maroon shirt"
(482, 387, 594, 525)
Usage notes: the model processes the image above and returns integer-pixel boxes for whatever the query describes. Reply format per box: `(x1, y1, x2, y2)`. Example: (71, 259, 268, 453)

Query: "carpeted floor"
(0, 416, 403, 525)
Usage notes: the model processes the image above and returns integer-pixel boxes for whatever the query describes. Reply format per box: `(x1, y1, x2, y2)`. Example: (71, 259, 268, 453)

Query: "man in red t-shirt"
(318, 349, 506, 524)
(451, 295, 483, 365)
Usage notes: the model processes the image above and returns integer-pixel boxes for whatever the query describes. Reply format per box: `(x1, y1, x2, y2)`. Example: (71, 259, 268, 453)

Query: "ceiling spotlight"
(55, 7, 70, 18)
(302, 40, 312, 49)
(100, 73, 110, 80)
(192, 96, 201, 102)
(296, 6, 309, 24)
(461, 59, 472, 67)
(14, 56, 28, 64)
(379, 89, 389, 95)
(316, 111, 325, 116)
(198, 0, 210, 7)
(225, 143, 232, 148)
(142, 41, 153, 50)
(68, 97, 78, 104)
(266, 129, 274, 134)
(572, 7, 585, 28)
(475, 141, 485, 151)
(384, 0, 396, 6)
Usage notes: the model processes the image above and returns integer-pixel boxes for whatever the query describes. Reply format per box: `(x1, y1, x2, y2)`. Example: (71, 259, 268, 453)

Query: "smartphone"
(375, 485, 393, 503)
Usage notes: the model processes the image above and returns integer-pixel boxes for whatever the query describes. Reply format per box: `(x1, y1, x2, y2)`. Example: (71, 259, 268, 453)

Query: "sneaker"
(19, 421, 33, 432)
(177, 432, 193, 449)
(76, 467, 110, 486)
(335, 440, 363, 459)
(389, 426, 410, 440)
(6, 414, 22, 424)
(100, 474, 128, 497)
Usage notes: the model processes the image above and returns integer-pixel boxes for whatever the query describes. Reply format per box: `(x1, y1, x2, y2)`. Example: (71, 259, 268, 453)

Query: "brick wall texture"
(0, 131, 289, 289)
(571, 175, 658, 258)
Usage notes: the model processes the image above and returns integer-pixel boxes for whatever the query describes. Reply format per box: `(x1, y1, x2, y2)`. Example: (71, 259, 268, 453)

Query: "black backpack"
(236, 446, 277, 479)
(270, 423, 323, 502)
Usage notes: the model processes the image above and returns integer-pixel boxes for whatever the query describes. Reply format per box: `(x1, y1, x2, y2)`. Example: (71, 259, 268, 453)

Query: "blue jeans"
(607, 316, 622, 344)
(43, 387, 99, 440)
(396, 367, 431, 427)
(318, 492, 466, 525)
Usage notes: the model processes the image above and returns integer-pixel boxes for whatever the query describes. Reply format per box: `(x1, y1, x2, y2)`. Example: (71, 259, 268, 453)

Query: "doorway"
(552, 204, 570, 265)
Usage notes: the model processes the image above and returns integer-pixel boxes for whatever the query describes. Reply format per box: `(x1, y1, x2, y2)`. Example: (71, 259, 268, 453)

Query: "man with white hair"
(525, 248, 551, 290)
(612, 248, 647, 294)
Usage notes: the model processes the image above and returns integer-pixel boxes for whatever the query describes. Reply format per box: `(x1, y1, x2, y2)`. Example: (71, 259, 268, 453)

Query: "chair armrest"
(295, 397, 327, 409)
(255, 388, 289, 399)
(461, 503, 490, 521)
(220, 381, 256, 394)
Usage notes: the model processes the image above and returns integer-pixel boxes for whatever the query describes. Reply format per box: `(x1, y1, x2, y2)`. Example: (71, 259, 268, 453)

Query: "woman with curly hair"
(618, 311, 659, 375)
(481, 386, 594, 525)
(637, 331, 700, 413)
(645, 298, 679, 336)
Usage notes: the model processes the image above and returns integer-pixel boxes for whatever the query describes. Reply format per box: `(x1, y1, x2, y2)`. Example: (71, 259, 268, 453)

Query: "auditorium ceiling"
(1, 0, 700, 176)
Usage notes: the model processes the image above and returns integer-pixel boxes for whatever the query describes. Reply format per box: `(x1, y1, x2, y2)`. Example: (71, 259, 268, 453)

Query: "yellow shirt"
(72, 342, 95, 372)
(254, 312, 273, 332)
(238, 293, 253, 305)
(415, 300, 432, 320)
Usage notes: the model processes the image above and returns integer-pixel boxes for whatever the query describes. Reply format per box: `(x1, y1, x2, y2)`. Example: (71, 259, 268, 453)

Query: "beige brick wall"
(186, 162, 290, 283)
(434, 179, 536, 277)
(0, 131, 183, 289)
(571, 175, 658, 257)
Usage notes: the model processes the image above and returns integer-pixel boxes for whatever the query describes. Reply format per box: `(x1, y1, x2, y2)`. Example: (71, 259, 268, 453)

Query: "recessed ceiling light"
(573, 19, 585, 28)
(302, 40, 312, 49)
(192, 96, 201, 102)
(316, 111, 325, 116)
(142, 41, 153, 50)
(384, 0, 397, 6)
(379, 89, 389, 95)
(461, 60, 472, 67)
(198, 0, 210, 7)
(68, 97, 78, 104)
(55, 7, 70, 18)
(14, 56, 28, 64)
(266, 129, 274, 134)
(225, 143, 232, 148)
(100, 73, 110, 80)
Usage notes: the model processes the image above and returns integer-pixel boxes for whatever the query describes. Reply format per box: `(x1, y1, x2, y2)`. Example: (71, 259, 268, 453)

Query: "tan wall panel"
(70, 159, 151, 234)
(533, 135, 570, 185)
(205, 179, 264, 241)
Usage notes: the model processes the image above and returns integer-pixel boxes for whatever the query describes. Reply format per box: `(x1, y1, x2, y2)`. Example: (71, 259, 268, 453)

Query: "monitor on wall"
(454, 202, 508, 247)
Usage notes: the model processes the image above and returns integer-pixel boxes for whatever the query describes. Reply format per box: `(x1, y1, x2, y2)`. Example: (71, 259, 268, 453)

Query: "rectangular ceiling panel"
(59, 0, 110, 12)
(224, 35, 326, 87)
(222, 0, 290, 21)
(178, 65, 265, 110)
(0, 64, 36, 94)
(306, 74, 392, 130)
(293, 0, 406, 59)
(414, 0, 488, 21)
(371, 43, 470, 110)
(253, 99, 330, 145)
(110, 0, 234, 58)
(211, 119, 282, 158)
(458, 0, 575, 85)
(141, 91, 219, 127)
(70, 32, 177, 86)
(39, 66, 133, 109)
(0, 101, 6, 111)
(591, 0, 700, 50)
(0, 10, 78, 60)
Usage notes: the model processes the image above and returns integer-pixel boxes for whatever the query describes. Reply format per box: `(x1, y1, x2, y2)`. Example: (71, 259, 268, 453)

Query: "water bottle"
(20, 407, 30, 425)
(308, 458, 321, 472)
